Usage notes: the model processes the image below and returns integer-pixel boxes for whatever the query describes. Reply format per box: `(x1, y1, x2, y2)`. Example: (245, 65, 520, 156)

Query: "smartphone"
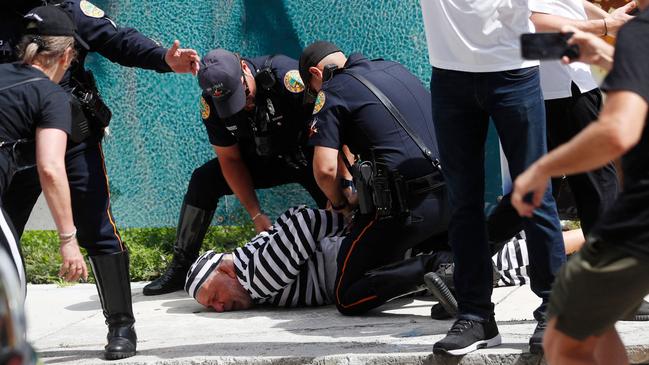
(520, 32, 580, 60)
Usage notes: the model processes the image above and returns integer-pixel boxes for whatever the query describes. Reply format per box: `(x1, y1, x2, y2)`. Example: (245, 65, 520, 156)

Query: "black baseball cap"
(197, 49, 245, 118)
(23, 5, 89, 50)
(298, 41, 341, 88)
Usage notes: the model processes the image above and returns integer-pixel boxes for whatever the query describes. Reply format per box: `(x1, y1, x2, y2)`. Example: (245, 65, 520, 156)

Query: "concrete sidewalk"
(26, 283, 649, 365)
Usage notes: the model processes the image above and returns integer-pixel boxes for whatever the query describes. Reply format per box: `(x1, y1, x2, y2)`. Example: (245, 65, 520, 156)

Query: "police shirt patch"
(80, 1, 105, 18)
(200, 97, 210, 120)
(312, 91, 325, 114)
(283, 70, 304, 93)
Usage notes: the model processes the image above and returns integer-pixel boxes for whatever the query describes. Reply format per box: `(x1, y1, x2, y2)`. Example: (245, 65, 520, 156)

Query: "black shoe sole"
(433, 334, 502, 356)
(424, 272, 458, 317)
(105, 350, 136, 360)
(620, 313, 649, 321)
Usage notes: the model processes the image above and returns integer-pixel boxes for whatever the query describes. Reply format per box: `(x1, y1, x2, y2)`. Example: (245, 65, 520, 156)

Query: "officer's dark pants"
(183, 155, 327, 212)
(545, 83, 619, 234)
(2, 137, 124, 255)
(334, 192, 448, 315)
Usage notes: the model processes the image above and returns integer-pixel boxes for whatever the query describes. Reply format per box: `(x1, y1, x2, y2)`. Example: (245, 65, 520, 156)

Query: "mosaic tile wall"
(90, 0, 503, 227)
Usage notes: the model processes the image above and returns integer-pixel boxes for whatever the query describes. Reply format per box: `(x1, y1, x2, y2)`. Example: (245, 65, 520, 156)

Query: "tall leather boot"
(143, 203, 214, 295)
(89, 251, 137, 360)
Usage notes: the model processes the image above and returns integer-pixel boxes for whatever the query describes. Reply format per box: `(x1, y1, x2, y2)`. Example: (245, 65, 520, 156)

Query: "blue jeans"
(430, 66, 566, 322)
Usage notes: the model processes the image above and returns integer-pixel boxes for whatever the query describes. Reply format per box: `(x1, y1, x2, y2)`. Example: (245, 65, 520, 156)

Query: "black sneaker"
(433, 317, 501, 356)
(529, 319, 546, 354)
(622, 300, 649, 321)
(424, 272, 458, 318)
(430, 303, 453, 320)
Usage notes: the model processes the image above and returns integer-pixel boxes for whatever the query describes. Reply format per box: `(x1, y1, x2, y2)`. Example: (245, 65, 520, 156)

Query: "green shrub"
(21, 225, 254, 284)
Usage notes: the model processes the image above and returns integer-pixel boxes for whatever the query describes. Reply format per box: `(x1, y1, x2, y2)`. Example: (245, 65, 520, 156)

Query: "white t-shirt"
(419, 0, 539, 72)
(530, 0, 599, 99)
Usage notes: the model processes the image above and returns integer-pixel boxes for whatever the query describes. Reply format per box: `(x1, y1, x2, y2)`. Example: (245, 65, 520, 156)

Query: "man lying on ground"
(183, 203, 587, 314)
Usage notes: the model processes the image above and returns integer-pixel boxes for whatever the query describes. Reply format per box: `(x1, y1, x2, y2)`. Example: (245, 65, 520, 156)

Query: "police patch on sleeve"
(200, 97, 210, 120)
(283, 70, 304, 93)
(312, 91, 326, 115)
(80, 1, 105, 18)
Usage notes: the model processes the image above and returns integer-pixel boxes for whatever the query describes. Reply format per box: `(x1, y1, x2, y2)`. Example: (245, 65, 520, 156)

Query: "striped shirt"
(493, 232, 531, 287)
(233, 205, 533, 308)
(233, 206, 346, 307)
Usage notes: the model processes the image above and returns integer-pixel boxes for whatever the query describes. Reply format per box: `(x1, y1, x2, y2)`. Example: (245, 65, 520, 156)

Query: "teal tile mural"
(90, 0, 502, 227)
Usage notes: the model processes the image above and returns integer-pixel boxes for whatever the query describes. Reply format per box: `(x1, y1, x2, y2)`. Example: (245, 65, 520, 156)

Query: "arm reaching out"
(36, 128, 88, 282)
(164, 40, 200, 75)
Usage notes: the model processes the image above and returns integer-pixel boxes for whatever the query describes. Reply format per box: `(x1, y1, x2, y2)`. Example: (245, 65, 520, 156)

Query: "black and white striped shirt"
(493, 232, 530, 287)
(233, 205, 533, 308)
(233, 206, 346, 307)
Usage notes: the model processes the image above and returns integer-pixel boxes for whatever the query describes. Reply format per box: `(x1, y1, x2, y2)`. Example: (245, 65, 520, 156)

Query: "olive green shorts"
(548, 239, 649, 340)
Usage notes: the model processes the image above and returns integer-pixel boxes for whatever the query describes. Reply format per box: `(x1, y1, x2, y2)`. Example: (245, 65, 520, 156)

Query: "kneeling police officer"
(143, 49, 327, 296)
(299, 41, 449, 315)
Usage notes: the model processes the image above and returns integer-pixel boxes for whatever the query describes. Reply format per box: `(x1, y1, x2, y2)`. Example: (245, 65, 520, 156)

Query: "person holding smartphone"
(529, 1, 649, 327)
(529, 1, 635, 234)
(512, 1, 649, 360)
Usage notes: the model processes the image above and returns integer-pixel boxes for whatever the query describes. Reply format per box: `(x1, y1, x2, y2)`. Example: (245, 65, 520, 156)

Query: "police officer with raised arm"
(143, 49, 327, 296)
(1, 0, 199, 360)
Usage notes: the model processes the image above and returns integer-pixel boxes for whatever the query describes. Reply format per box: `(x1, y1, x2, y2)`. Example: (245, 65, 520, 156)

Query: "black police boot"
(89, 251, 137, 360)
(142, 203, 214, 296)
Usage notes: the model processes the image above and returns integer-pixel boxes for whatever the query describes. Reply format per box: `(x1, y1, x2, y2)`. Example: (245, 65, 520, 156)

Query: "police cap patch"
(283, 70, 304, 93)
(312, 91, 325, 114)
(80, 1, 105, 18)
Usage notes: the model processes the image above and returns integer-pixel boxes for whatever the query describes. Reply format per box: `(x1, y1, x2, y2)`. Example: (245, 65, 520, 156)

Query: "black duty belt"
(405, 171, 445, 196)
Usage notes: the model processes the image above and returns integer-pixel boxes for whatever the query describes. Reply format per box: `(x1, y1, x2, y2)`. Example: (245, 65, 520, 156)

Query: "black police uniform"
(196, 55, 325, 210)
(3, 0, 171, 244)
(0, 0, 173, 359)
(0, 63, 71, 293)
(143, 54, 327, 295)
(308, 53, 449, 315)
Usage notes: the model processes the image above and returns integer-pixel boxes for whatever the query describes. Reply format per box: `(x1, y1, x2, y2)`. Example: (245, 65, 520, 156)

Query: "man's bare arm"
(214, 145, 272, 232)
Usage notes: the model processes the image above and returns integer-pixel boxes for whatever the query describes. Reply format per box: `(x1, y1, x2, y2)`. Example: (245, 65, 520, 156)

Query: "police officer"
(298, 41, 449, 315)
(143, 49, 327, 296)
(0, 5, 87, 294)
(1, 0, 199, 360)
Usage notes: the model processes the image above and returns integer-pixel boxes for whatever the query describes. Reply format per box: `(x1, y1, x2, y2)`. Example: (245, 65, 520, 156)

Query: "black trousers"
(334, 191, 449, 315)
(545, 84, 619, 234)
(2, 137, 125, 256)
(183, 155, 327, 212)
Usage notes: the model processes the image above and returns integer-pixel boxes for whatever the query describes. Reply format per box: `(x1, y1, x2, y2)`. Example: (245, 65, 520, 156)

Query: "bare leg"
(544, 318, 628, 365)
(593, 326, 628, 365)
(544, 318, 596, 365)
(563, 228, 585, 255)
